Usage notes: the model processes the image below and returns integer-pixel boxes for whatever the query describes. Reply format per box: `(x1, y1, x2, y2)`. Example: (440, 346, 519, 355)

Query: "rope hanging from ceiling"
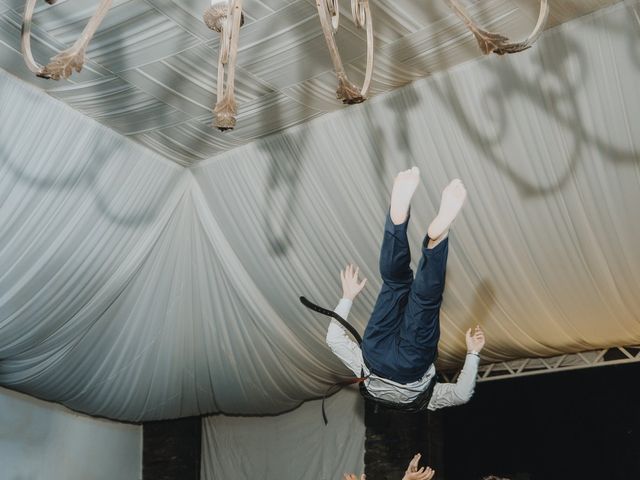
(19, 0, 549, 130)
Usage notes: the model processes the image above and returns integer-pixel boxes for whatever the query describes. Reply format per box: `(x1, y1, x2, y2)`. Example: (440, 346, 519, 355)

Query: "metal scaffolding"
(441, 345, 640, 383)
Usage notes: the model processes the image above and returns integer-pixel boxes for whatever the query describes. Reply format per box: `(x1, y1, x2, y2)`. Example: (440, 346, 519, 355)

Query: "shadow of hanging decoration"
(428, 16, 639, 198)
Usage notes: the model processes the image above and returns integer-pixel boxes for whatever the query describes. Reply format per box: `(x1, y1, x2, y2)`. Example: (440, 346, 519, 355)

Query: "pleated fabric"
(0, 3, 639, 422)
(202, 389, 364, 480)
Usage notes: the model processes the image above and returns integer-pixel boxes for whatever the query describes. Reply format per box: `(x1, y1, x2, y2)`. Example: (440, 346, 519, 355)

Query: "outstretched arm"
(428, 326, 485, 409)
(325, 264, 367, 376)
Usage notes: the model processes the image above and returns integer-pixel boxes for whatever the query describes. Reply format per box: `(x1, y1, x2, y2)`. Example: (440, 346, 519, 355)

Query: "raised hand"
(343, 474, 365, 480)
(466, 325, 486, 354)
(340, 264, 367, 301)
(403, 453, 436, 480)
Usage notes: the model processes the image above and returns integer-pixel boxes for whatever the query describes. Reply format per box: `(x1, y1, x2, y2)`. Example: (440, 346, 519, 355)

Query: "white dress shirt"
(326, 298, 479, 410)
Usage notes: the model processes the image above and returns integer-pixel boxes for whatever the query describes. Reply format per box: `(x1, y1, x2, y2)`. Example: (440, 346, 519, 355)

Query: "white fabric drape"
(0, 4, 639, 422)
(202, 389, 365, 480)
(0, 386, 140, 480)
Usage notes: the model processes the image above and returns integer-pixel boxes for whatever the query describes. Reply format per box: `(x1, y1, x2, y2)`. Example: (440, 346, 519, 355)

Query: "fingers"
(467, 326, 485, 340)
(424, 467, 435, 480)
(406, 453, 422, 477)
(411, 467, 435, 480)
(343, 264, 352, 279)
(468, 324, 486, 352)
(360, 475, 366, 480)
(342, 264, 364, 281)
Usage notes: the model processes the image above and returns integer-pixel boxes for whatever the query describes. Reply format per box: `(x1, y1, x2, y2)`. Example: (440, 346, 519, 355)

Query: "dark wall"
(365, 399, 445, 480)
(443, 363, 640, 480)
(143, 416, 201, 480)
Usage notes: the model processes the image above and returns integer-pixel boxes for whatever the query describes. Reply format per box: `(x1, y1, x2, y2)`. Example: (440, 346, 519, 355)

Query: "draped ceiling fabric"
(0, 3, 639, 422)
(0, 0, 621, 165)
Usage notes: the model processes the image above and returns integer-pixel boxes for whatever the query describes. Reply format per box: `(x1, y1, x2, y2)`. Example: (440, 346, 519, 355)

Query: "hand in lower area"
(343, 474, 365, 480)
(403, 453, 436, 480)
(340, 263, 367, 301)
(466, 325, 486, 353)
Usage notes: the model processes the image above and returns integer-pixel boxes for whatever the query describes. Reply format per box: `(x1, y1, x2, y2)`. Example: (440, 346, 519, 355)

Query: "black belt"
(299, 296, 363, 345)
(300, 296, 367, 423)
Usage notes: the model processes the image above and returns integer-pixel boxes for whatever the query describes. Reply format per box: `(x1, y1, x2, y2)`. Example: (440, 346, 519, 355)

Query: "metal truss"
(440, 345, 640, 383)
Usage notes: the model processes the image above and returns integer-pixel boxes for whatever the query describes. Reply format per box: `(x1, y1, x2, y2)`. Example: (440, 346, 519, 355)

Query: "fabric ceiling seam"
(188, 176, 329, 384)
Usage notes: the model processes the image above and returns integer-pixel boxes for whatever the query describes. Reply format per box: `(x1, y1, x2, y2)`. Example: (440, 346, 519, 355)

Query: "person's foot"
(427, 178, 467, 241)
(390, 167, 420, 225)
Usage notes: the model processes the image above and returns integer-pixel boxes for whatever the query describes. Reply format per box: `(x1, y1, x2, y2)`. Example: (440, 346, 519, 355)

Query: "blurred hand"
(343, 474, 365, 480)
(340, 264, 367, 301)
(402, 453, 435, 480)
(466, 325, 486, 353)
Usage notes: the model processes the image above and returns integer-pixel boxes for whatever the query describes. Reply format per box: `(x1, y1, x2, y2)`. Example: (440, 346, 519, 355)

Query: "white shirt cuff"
(334, 298, 353, 318)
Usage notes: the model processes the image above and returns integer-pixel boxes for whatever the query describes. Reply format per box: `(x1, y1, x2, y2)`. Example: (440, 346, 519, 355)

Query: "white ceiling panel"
(0, 0, 624, 166)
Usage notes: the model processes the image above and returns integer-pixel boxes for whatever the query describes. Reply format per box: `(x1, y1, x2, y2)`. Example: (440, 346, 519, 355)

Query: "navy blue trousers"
(361, 213, 449, 384)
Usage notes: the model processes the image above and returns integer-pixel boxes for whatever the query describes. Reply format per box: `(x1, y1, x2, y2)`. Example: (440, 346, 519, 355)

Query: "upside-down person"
(322, 167, 485, 412)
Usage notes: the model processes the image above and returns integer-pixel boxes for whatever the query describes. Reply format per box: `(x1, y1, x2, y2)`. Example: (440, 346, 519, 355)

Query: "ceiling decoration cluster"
(20, 0, 548, 131)
(2, 1, 619, 164)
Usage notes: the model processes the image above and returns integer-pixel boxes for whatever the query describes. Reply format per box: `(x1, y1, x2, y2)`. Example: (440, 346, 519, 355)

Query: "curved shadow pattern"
(261, 128, 308, 257)
(426, 12, 639, 197)
(0, 136, 165, 228)
(387, 82, 423, 170)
